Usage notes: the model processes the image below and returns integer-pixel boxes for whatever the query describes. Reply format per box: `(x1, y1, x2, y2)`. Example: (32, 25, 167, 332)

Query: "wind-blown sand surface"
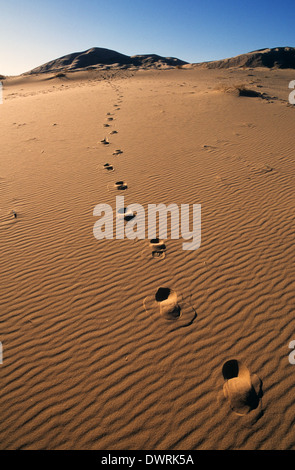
(0, 66, 295, 449)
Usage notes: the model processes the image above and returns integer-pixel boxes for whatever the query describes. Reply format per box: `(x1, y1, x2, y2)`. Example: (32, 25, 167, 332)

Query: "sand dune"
(0, 63, 295, 450)
(25, 47, 187, 75)
(194, 46, 295, 69)
(5, 46, 295, 80)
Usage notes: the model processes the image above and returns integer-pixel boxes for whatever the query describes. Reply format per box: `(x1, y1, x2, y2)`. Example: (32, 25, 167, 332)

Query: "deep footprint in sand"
(143, 287, 196, 328)
(99, 163, 114, 172)
(149, 238, 166, 259)
(100, 137, 110, 145)
(107, 180, 128, 191)
(141, 238, 167, 261)
(142, 238, 166, 260)
(222, 360, 263, 416)
(154, 288, 181, 320)
(117, 207, 135, 221)
(113, 149, 123, 156)
(114, 180, 128, 190)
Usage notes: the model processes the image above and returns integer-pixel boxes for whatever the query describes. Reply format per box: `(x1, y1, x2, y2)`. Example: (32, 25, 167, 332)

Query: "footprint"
(143, 287, 196, 328)
(100, 137, 110, 145)
(150, 238, 166, 259)
(141, 238, 167, 261)
(113, 149, 123, 155)
(202, 144, 217, 150)
(114, 180, 128, 190)
(222, 360, 263, 416)
(117, 207, 135, 221)
(110, 130, 118, 135)
(103, 123, 110, 128)
(103, 163, 114, 172)
(155, 288, 181, 320)
(152, 250, 165, 260)
(255, 164, 274, 175)
(0, 209, 19, 226)
(107, 117, 114, 121)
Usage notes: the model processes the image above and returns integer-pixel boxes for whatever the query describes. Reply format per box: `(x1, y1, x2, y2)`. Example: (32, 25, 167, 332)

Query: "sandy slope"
(0, 66, 295, 450)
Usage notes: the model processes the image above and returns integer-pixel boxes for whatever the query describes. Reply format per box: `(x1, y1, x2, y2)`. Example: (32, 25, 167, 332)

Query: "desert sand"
(0, 63, 295, 450)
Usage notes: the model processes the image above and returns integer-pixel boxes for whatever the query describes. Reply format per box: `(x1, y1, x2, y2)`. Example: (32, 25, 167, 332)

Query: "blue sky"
(0, 0, 294, 75)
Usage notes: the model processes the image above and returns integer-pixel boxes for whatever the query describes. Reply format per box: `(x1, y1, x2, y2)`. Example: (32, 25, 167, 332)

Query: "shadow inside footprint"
(155, 287, 181, 320)
(222, 360, 263, 416)
(104, 163, 114, 171)
(117, 207, 135, 221)
(150, 238, 166, 259)
(143, 286, 197, 328)
(114, 181, 127, 190)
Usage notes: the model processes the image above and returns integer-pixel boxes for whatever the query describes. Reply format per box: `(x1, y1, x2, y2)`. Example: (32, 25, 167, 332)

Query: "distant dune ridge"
(194, 46, 295, 69)
(23, 46, 295, 75)
(24, 47, 188, 74)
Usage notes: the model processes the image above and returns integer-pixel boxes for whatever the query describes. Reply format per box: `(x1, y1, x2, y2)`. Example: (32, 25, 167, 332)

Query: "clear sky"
(0, 0, 294, 75)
